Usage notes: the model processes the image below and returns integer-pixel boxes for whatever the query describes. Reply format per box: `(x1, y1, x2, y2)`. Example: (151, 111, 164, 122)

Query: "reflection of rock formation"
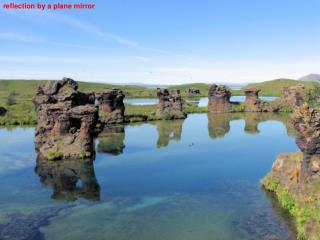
(153, 119, 184, 148)
(95, 89, 125, 124)
(0, 107, 7, 117)
(35, 156, 100, 202)
(207, 112, 296, 139)
(33, 78, 98, 160)
(156, 88, 187, 119)
(208, 84, 232, 113)
(243, 113, 261, 134)
(244, 88, 273, 112)
(97, 125, 125, 155)
(207, 113, 232, 138)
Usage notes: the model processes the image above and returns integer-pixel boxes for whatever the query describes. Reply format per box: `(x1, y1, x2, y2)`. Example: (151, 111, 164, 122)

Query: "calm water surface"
(124, 96, 277, 106)
(0, 113, 297, 240)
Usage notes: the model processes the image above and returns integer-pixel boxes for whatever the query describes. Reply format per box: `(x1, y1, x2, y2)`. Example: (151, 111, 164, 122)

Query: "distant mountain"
(299, 74, 320, 82)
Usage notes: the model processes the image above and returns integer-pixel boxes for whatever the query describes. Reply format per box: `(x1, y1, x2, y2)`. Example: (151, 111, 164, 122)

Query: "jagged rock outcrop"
(0, 107, 7, 117)
(208, 84, 232, 113)
(33, 78, 98, 160)
(188, 88, 201, 95)
(35, 156, 100, 201)
(276, 84, 305, 109)
(97, 125, 125, 155)
(262, 103, 320, 239)
(155, 88, 187, 119)
(244, 88, 273, 112)
(292, 104, 320, 180)
(95, 89, 125, 124)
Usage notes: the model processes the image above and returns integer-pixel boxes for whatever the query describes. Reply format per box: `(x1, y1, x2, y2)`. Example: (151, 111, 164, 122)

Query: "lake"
(124, 96, 278, 106)
(0, 113, 297, 240)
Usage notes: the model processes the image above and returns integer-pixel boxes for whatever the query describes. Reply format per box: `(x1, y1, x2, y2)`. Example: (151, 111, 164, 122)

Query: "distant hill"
(241, 78, 318, 96)
(299, 74, 320, 82)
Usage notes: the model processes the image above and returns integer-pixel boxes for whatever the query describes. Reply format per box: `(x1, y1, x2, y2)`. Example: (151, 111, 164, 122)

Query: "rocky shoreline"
(262, 104, 320, 240)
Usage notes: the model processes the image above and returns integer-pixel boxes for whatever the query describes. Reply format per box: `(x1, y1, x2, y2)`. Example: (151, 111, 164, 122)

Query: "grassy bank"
(261, 152, 320, 240)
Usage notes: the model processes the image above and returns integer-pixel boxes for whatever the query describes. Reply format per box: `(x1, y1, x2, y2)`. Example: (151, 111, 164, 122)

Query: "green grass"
(0, 78, 319, 125)
(262, 173, 320, 240)
(242, 78, 318, 96)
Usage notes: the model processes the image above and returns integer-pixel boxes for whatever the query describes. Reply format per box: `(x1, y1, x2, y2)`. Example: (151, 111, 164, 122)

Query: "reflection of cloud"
(0, 32, 44, 43)
(0, 154, 34, 174)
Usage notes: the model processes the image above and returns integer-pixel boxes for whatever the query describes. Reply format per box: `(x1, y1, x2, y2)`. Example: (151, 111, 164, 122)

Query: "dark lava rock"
(33, 77, 98, 160)
(95, 89, 125, 124)
(277, 84, 305, 109)
(155, 88, 187, 119)
(292, 104, 320, 179)
(208, 84, 232, 113)
(244, 88, 273, 112)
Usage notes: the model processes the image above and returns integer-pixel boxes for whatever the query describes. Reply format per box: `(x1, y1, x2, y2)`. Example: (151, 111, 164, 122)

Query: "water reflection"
(35, 156, 100, 202)
(208, 112, 296, 139)
(97, 125, 125, 155)
(152, 120, 184, 148)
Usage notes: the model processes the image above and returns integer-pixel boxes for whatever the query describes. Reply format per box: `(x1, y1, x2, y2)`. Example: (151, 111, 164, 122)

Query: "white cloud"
(0, 53, 319, 84)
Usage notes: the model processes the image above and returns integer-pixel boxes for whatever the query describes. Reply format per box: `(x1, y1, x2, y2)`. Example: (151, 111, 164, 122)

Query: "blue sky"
(0, 0, 319, 84)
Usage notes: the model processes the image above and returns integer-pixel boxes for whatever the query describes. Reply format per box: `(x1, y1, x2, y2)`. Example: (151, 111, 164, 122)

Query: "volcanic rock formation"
(95, 89, 125, 124)
(155, 88, 187, 119)
(244, 88, 273, 112)
(208, 84, 232, 113)
(291, 103, 320, 180)
(33, 78, 98, 160)
(277, 84, 305, 109)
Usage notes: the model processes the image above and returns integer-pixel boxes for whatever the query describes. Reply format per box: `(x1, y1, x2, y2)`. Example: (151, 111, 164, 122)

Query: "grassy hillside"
(241, 78, 318, 96)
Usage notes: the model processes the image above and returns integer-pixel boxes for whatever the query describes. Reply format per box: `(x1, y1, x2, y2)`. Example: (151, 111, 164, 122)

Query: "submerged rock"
(0, 107, 7, 117)
(95, 89, 125, 124)
(35, 156, 100, 202)
(208, 84, 232, 113)
(33, 78, 98, 160)
(155, 88, 187, 119)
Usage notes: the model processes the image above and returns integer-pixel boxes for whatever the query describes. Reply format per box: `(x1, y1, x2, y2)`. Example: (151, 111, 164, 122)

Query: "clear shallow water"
(124, 96, 277, 106)
(0, 113, 297, 240)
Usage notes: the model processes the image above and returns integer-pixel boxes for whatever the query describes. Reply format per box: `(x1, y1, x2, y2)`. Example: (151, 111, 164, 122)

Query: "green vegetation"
(242, 78, 318, 96)
(1, 78, 320, 126)
(262, 174, 320, 240)
(47, 147, 63, 161)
